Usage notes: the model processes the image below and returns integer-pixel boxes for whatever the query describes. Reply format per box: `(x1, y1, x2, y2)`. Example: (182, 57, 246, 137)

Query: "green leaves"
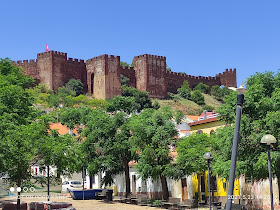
(214, 71, 280, 180)
(176, 134, 214, 176)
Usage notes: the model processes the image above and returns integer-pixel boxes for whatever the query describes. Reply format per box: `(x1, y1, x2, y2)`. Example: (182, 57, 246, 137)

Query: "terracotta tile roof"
(188, 117, 218, 126)
(49, 122, 79, 135)
(185, 115, 200, 121)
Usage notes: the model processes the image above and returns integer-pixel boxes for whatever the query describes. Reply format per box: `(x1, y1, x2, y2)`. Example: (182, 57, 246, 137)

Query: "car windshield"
(71, 181, 81, 185)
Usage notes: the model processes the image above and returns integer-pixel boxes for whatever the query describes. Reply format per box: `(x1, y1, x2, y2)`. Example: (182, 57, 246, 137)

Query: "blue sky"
(1, 0, 280, 86)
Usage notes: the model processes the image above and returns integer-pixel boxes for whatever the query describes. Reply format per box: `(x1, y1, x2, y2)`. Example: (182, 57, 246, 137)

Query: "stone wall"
(86, 54, 121, 99)
(239, 175, 280, 210)
(134, 54, 167, 99)
(14, 51, 237, 99)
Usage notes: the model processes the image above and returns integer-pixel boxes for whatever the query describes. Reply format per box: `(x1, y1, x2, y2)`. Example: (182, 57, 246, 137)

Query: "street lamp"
(204, 152, 214, 210)
(261, 134, 277, 210)
(226, 84, 246, 210)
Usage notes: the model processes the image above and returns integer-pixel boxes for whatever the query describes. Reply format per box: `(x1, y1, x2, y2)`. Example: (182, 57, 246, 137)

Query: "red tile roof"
(188, 117, 218, 126)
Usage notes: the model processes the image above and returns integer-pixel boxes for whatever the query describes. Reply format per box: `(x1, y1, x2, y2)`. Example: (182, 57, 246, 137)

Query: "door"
(132, 175, 136, 194)
(181, 178, 188, 201)
(200, 175, 206, 203)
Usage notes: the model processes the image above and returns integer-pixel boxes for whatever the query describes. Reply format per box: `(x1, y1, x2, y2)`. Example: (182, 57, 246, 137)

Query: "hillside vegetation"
(156, 92, 222, 115)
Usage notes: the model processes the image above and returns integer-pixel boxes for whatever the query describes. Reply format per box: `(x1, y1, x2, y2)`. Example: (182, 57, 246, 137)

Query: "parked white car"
(61, 180, 83, 193)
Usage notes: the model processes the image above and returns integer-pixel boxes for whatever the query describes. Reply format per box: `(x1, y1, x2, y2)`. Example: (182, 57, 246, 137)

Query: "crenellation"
(15, 50, 237, 99)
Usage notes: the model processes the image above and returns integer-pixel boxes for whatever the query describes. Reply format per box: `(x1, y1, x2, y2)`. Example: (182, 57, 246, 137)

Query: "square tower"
(134, 54, 167, 98)
(86, 55, 121, 99)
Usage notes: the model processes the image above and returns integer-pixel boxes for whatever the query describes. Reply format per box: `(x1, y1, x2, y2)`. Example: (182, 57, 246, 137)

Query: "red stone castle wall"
(134, 54, 167, 99)
(15, 51, 87, 91)
(14, 51, 237, 99)
(120, 66, 136, 88)
(86, 54, 121, 99)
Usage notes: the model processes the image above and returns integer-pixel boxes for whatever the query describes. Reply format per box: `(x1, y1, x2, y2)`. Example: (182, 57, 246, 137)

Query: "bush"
(193, 82, 209, 94)
(177, 81, 191, 99)
(191, 90, 205, 105)
(167, 92, 175, 99)
(153, 100, 160, 110)
(211, 85, 231, 101)
(121, 85, 152, 111)
(202, 105, 214, 112)
(121, 74, 130, 86)
(65, 79, 84, 96)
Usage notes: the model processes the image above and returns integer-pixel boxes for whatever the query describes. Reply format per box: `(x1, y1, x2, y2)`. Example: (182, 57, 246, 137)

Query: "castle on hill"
(14, 51, 237, 99)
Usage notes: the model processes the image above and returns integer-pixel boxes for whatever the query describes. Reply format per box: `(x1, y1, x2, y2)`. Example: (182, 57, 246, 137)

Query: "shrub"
(191, 90, 205, 105)
(193, 82, 209, 94)
(177, 81, 191, 99)
(65, 79, 83, 96)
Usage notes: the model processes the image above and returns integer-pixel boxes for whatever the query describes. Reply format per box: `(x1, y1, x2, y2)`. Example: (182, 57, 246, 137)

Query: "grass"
(155, 93, 222, 115)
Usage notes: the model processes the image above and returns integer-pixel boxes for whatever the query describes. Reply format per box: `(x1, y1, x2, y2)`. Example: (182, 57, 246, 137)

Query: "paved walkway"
(0, 196, 209, 210)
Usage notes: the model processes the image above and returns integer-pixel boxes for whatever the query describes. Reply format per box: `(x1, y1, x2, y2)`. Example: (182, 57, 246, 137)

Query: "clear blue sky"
(1, 0, 280, 86)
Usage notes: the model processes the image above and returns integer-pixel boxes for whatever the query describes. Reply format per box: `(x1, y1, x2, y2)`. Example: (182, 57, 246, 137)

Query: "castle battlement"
(37, 51, 67, 58)
(15, 59, 37, 64)
(67, 57, 85, 63)
(121, 66, 134, 71)
(134, 54, 166, 61)
(14, 51, 237, 99)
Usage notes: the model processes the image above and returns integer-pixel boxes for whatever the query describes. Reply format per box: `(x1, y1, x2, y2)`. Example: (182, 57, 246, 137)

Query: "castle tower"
(86, 55, 121, 99)
(217, 68, 237, 87)
(36, 51, 87, 91)
(133, 54, 167, 98)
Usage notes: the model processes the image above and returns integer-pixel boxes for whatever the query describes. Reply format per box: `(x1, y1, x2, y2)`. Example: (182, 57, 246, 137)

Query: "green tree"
(129, 106, 181, 200)
(177, 81, 191, 99)
(65, 79, 84, 96)
(81, 109, 133, 196)
(177, 134, 214, 175)
(60, 108, 82, 134)
(121, 74, 130, 86)
(120, 61, 130, 68)
(106, 96, 138, 114)
(211, 85, 231, 101)
(193, 82, 209, 94)
(121, 85, 153, 112)
(214, 72, 280, 191)
(35, 129, 80, 199)
(191, 90, 205, 105)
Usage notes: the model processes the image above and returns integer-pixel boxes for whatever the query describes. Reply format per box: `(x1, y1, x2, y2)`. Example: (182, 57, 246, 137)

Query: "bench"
(177, 199, 198, 209)
(131, 194, 148, 206)
(161, 197, 181, 209)
(95, 189, 107, 200)
(124, 194, 137, 204)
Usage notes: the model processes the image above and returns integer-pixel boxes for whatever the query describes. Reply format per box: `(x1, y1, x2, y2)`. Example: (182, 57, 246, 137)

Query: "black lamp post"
(226, 85, 246, 210)
(204, 152, 214, 210)
(261, 134, 277, 210)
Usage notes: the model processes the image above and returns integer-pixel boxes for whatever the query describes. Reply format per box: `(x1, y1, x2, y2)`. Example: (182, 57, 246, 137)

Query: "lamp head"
(261, 134, 277, 145)
(203, 152, 213, 160)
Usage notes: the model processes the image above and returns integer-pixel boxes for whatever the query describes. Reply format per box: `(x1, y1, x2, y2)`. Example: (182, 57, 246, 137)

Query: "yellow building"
(186, 113, 240, 205)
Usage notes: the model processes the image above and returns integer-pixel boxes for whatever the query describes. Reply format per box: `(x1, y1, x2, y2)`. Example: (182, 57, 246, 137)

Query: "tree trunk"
(160, 175, 169, 201)
(124, 157, 131, 197)
(17, 178, 21, 210)
(47, 165, 50, 201)
(277, 174, 280, 201)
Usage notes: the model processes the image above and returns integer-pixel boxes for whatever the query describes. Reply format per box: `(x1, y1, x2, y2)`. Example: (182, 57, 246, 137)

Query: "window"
(197, 130, 203, 134)
(210, 175, 217, 191)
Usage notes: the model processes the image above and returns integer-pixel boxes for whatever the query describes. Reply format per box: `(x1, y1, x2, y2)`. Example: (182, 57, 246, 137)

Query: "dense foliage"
(213, 72, 280, 184)
(193, 82, 209, 94)
(177, 81, 191, 99)
(191, 90, 205, 105)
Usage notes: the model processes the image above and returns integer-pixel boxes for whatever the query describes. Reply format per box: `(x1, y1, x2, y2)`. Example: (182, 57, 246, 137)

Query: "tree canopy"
(213, 72, 280, 184)
(129, 106, 182, 200)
